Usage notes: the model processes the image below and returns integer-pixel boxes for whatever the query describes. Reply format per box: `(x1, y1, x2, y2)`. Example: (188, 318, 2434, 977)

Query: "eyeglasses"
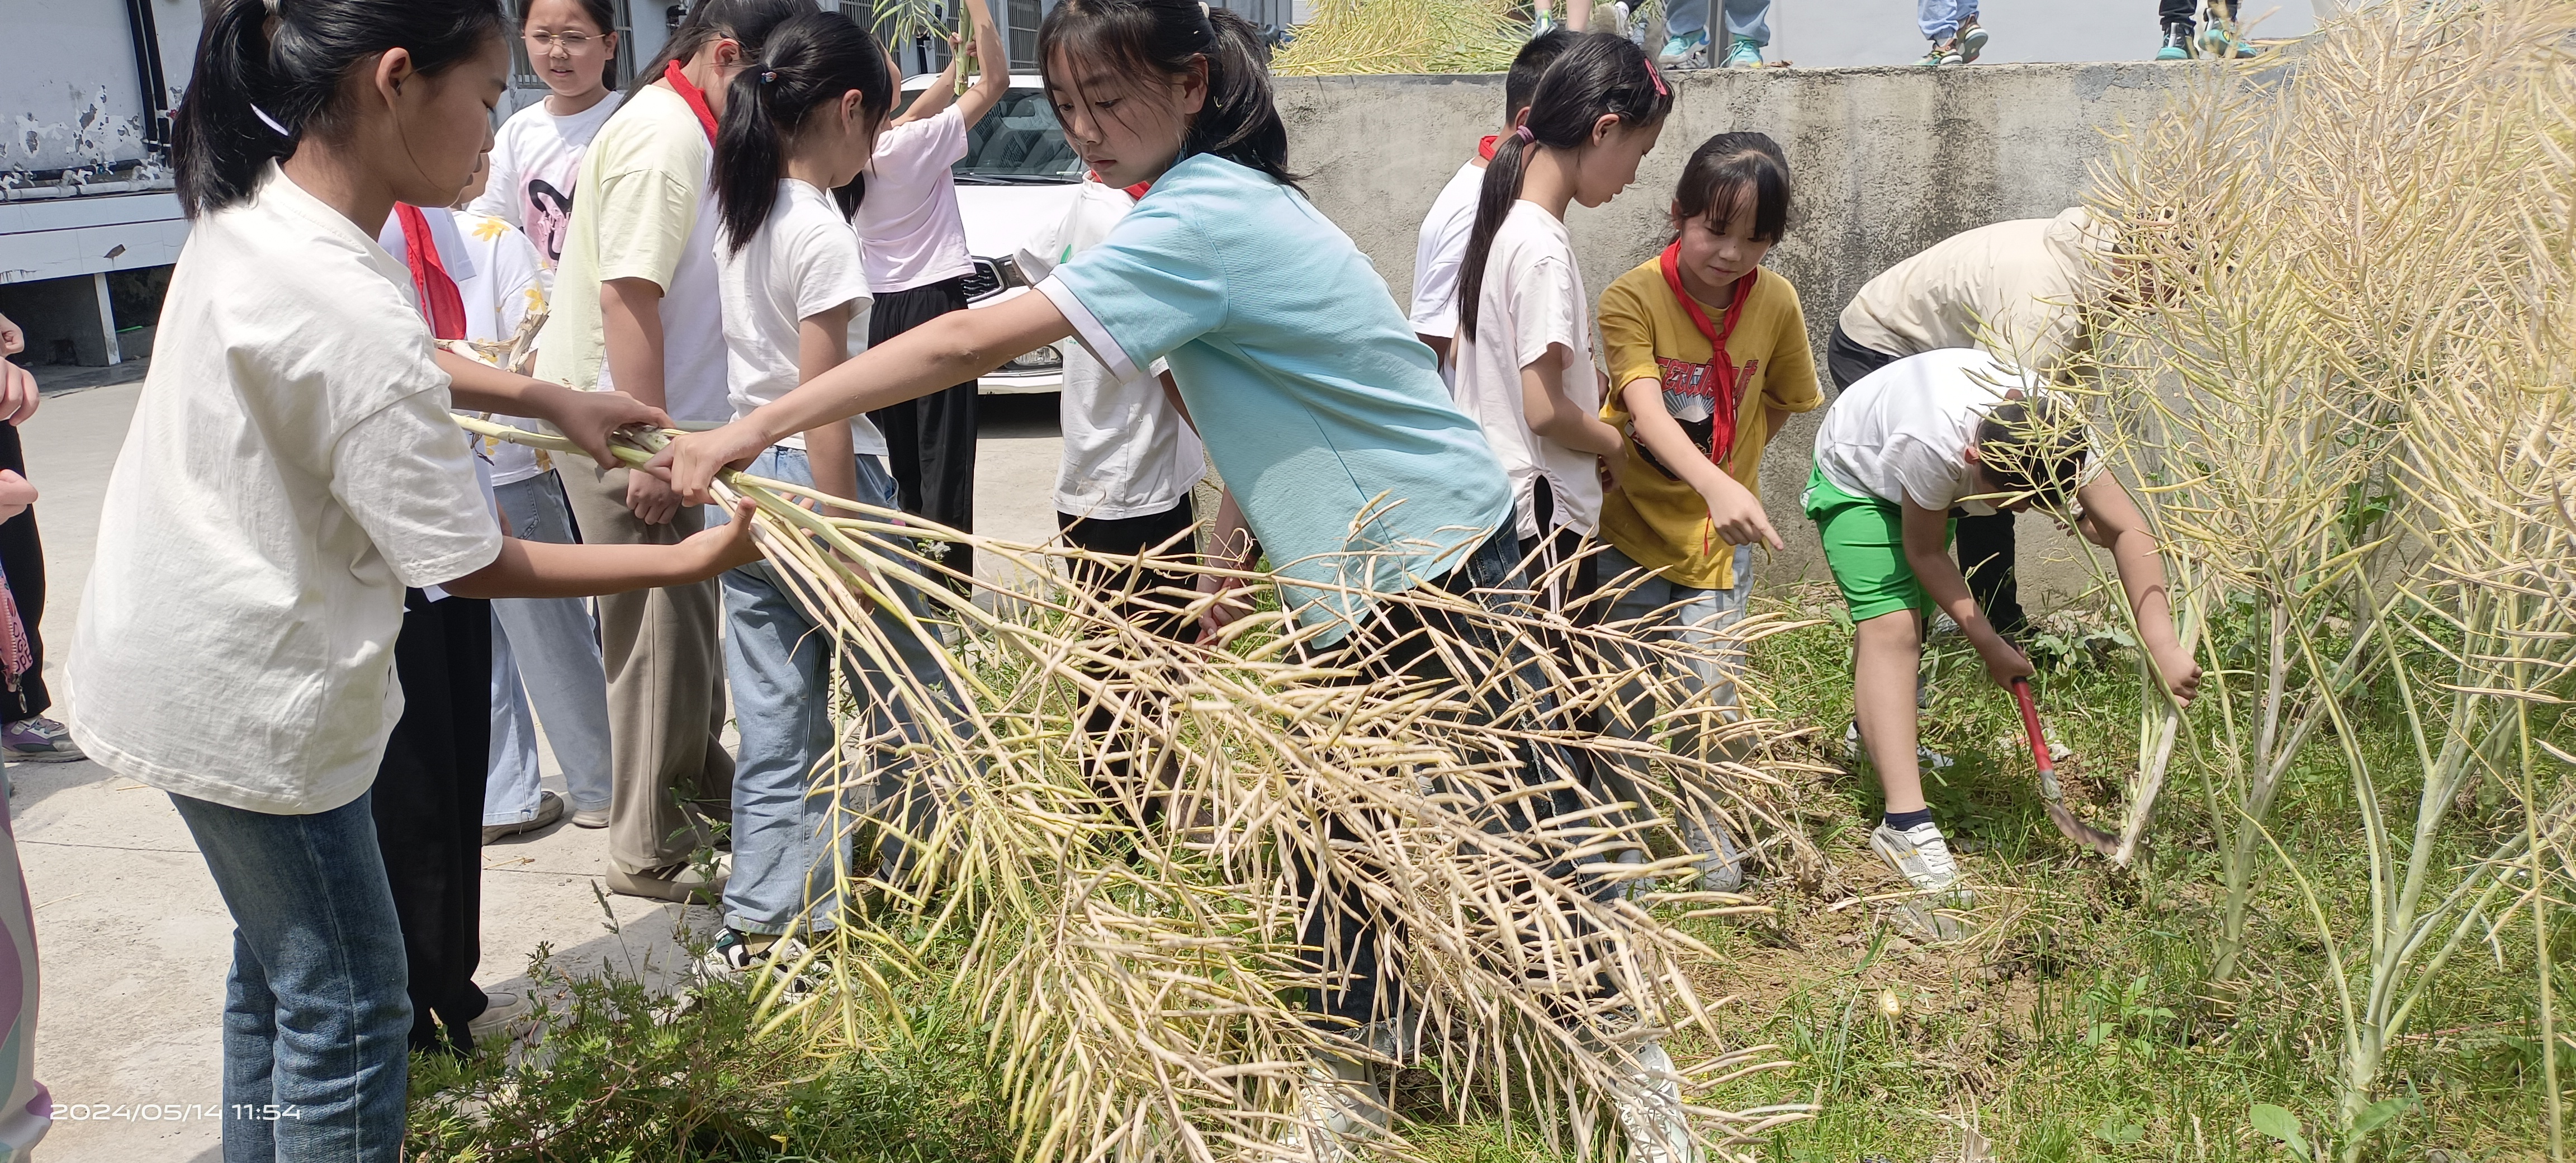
(524, 31, 603, 51)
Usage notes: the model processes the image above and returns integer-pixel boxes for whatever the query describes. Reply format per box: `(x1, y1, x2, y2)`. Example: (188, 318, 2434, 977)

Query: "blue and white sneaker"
(1954, 17, 1990, 62)
(1659, 28, 1710, 70)
(1722, 36, 1764, 68)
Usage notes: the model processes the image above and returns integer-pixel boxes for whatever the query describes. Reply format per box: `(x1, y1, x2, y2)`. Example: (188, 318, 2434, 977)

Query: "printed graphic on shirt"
(524, 177, 577, 267)
(1639, 356, 1760, 480)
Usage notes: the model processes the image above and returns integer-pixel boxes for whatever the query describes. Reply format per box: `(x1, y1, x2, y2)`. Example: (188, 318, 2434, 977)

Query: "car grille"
(961, 257, 1003, 302)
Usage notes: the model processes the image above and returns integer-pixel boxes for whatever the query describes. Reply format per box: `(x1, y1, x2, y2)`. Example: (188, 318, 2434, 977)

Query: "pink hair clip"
(1645, 61, 1668, 98)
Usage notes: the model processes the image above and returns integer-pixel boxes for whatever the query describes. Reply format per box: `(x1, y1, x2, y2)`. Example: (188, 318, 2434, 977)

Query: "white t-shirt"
(1015, 180, 1203, 519)
(468, 91, 624, 283)
(714, 178, 887, 455)
(1812, 348, 2049, 514)
(1408, 159, 1484, 357)
(851, 106, 974, 294)
(1449, 201, 1600, 541)
(68, 164, 503, 815)
(533, 83, 733, 424)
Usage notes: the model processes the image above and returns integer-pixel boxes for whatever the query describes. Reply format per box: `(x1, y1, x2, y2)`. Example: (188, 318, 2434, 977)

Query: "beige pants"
(560, 462, 736, 874)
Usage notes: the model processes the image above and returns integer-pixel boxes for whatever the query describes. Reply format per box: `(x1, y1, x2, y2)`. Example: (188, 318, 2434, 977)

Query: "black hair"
(1673, 130, 1790, 244)
(1503, 29, 1576, 123)
(172, 0, 508, 218)
(1036, 0, 1295, 189)
(1974, 394, 2090, 508)
(629, 0, 809, 98)
(521, 0, 622, 91)
(716, 11, 895, 253)
(1457, 32, 1671, 341)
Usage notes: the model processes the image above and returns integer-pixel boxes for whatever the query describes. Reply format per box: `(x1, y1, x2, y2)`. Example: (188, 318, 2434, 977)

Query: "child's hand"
(0, 469, 34, 522)
(549, 387, 670, 470)
(2150, 641, 2203, 706)
(681, 498, 763, 576)
(1196, 573, 1257, 642)
(1977, 633, 2034, 688)
(1702, 473, 1783, 551)
(1598, 451, 1626, 495)
(647, 421, 769, 507)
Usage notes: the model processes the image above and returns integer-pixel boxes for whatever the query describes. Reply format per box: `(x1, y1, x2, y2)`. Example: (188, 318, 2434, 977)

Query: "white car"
(902, 73, 1085, 394)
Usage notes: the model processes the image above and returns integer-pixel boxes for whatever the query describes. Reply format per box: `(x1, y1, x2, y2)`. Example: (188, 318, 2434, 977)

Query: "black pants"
(1825, 325, 2027, 636)
(1060, 499, 1200, 822)
(0, 423, 46, 721)
(2160, 0, 2231, 28)
(867, 278, 979, 590)
(373, 590, 493, 1053)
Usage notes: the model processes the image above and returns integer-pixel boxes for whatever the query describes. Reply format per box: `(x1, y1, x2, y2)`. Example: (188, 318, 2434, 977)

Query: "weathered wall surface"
(1276, 62, 2184, 606)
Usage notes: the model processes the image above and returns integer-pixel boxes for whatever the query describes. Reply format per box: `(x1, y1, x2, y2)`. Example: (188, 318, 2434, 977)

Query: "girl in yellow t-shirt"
(1594, 130, 1819, 891)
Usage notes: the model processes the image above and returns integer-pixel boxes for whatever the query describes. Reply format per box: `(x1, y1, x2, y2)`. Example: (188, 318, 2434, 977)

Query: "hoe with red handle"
(2012, 677, 2119, 855)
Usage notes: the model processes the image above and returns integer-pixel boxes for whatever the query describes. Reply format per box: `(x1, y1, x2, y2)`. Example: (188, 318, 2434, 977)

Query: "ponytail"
(1456, 32, 1672, 342)
(1037, 0, 1296, 188)
(716, 11, 895, 253)
(629, 0, 809, 99)
(172, 0, 507, 218)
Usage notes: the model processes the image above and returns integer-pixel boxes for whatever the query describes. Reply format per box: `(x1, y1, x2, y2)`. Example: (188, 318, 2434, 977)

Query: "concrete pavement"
(8, 382, 1064, 1161)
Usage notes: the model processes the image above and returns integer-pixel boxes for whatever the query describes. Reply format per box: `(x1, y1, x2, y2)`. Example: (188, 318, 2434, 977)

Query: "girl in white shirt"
(1451, 33, 1671, 606)
(468, 0, 624, 279)
(68, 3, 755, 1156)
(706, 11, 963, 987)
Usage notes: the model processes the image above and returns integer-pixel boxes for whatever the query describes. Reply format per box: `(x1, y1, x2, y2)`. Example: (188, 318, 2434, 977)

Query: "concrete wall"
(1276, 61, 2184, 607)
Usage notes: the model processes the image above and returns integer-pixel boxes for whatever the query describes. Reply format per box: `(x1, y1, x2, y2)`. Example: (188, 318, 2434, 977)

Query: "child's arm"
(602, 276, 685, 524)
(442, 503, 761, 599)
(436, 348, 672, 469)
(1197, 487, 1258, 640)
(1619, 377, 1783, 550)
(798, 303, 863, 516)
(1522, 347, 1623, 458)
(652, 287, 1075, 503)
(2073, 474, 2203, 705)
(896, 53, 959, 126)
(953, 0, 1010, 131)
(1902, 500, 2032, 687)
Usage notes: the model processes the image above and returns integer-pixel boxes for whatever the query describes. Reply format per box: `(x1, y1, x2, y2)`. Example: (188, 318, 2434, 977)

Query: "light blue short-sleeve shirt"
(1035, 153, 1513, 641)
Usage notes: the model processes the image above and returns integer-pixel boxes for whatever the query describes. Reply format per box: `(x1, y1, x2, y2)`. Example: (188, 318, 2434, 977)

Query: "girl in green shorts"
(1806, 349, 2200, 898)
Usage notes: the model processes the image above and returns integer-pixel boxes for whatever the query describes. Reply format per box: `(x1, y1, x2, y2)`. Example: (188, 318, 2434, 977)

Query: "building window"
(1008, 0, 1042, 69)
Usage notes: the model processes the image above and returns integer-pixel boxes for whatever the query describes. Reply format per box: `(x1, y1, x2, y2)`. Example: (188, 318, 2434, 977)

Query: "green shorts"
(1802, 464, 1954, 623)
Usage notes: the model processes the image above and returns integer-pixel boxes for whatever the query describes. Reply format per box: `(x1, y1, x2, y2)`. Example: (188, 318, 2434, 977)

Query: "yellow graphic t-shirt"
(1597, 261, 1821, 590)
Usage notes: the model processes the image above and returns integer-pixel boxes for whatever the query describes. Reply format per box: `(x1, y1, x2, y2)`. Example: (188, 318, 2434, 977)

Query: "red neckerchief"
(1084, 171, 1153, 200)
(1656, 240, 1754, 466)
(664, 59, 718, 142)
(1478, 135, 1499, 160)
(395, 204, 467, 341)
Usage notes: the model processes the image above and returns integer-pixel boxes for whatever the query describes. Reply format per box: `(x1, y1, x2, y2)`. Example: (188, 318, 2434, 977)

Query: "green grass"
(405, 584, 2567, 1162)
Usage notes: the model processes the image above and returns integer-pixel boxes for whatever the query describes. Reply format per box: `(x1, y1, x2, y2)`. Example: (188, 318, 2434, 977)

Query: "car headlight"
(1004, 344, 1063, 372)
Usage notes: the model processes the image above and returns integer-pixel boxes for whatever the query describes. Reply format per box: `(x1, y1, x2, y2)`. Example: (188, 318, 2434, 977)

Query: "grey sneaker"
(606, 854, 730, 904)
(465, 987, 534, 1047)
(482, 789, 564, 844)
(1674, 807, 1746, 892)
(2, 716, 83, 763)
(1614, 1040, 1703, 1163)
(1843, 721, 1955, 772)
(1954, 17, 1990, 62)
(1281, 1051, 1387, 1161)
(1869, 820, 1963, 895)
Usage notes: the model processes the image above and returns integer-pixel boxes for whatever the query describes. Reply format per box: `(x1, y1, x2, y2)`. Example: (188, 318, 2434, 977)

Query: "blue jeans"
(168, 792, 410, 1163)
(1664, 0, 1772, 44)
(488, 472, 614, 821)
(1594, 544, 1753, 810)
(1919, 0, 1979, 39)
(720, 446, 964, 937)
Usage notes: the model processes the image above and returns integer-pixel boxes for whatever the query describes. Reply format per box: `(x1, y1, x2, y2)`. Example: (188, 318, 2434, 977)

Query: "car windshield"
(950, 88, 1082, 183)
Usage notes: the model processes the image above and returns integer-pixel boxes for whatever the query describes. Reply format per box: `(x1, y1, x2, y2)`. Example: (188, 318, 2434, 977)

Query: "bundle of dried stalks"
(456, 415, 1815, 1160)
(1272, 0, 1527, 75)
(2084, 0, 2576, 1154)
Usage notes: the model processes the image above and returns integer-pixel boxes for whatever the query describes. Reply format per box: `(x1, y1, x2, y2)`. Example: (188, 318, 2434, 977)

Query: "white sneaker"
(699, 928, 830, 995)
(1843, 721, 1955, 771)
(1869, 820, 1963, 895)
(465, 988, 534, 1047)
(1281, 1052, 1386, 1162)
(1614, 1041, 1703, 1163)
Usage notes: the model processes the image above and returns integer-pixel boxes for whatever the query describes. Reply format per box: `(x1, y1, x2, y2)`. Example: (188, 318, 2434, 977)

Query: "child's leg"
(1853, 610, 1928, 813)
(846, 452, 977, 883)
(718, 447, 841, 939)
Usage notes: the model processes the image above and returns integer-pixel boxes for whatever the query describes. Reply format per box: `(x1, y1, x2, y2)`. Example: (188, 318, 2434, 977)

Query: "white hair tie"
(1199, 1, 1210, 16)
(250, 103, 291, 136)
